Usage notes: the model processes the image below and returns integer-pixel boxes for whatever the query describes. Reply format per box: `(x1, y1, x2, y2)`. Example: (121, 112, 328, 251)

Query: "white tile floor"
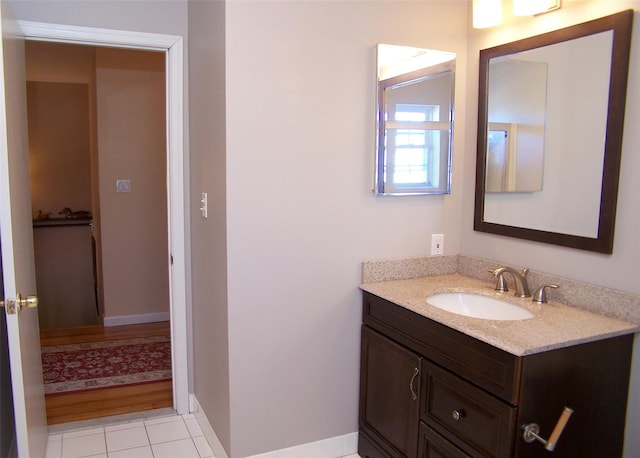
(46, 412, 361, 458)
(46, 414, 213, 458)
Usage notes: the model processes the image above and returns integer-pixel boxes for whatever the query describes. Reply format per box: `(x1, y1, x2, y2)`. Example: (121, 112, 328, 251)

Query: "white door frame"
(17, 21, 190, 415)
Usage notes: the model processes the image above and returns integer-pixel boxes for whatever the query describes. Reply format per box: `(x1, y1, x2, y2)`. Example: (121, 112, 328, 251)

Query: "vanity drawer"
(363, 292, 520, 403)
(421, 363, 516, 458)
(419, 423, 472, 458)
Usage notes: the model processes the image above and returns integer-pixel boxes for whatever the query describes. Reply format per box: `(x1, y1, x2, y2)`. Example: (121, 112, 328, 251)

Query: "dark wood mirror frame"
(474, 10, 634, 254)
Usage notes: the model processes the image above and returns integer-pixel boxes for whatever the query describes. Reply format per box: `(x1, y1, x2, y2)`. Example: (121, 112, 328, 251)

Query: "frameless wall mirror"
(375, 44, 455, 195)
(474, 10, 634, 253)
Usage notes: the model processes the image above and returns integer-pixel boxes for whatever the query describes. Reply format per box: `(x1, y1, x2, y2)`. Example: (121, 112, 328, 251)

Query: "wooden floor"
(41, 321, 174, 425)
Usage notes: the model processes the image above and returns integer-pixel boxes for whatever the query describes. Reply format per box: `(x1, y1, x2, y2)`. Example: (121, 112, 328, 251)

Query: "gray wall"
(223, 2, 467, 456)
(187, 0, 230, 453)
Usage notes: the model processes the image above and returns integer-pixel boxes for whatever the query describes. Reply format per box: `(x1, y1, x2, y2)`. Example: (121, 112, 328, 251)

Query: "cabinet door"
(359, 326, 422, 457)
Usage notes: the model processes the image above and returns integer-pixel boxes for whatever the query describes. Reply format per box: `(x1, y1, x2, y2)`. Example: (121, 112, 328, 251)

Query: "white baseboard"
(103, 312, 170, 327)
(245, 432, 358, 458)
(190, 395, 358, 458)
(191, 395, 228, 458)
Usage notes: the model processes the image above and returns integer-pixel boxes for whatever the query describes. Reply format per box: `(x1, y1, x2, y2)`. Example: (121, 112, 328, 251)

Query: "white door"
(0, 3, 48, 458)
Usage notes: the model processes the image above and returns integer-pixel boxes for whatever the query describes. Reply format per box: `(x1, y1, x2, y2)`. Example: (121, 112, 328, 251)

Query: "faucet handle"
(532, 284, 559, 303)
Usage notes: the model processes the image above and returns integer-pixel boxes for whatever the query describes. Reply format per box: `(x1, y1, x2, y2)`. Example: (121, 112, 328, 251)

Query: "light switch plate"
(116, 179, 131, 193)
(431, 234, 444, 255)
(200, 192, 208, 218)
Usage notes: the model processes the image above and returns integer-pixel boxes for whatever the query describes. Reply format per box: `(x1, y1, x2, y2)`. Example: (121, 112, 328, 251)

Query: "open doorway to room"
(25, 41, 173, 425)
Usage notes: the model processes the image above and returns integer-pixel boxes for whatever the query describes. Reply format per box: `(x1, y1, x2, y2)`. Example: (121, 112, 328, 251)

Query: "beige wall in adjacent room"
(95, 48, 170, 321)
(28, 81, 92, 220)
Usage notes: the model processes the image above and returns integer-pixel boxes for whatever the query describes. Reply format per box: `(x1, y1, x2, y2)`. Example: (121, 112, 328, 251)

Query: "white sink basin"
(426, 293, 534, 321)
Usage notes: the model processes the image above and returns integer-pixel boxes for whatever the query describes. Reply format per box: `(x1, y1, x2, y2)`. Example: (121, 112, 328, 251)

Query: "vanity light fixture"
(473, 0, 561, 29)
(473, 0, 503, 29)
(513, 0, 561, 16)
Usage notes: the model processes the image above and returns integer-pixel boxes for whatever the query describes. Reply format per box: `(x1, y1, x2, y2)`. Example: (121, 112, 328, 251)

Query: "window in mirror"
(486, 58, 546, 193)
(375, 44, 455, 195)
(486, 122, 520, 192)
(386, 103, 443, 191)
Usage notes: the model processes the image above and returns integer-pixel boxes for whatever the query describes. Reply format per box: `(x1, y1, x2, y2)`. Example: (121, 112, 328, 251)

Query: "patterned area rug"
(42, 336, 172, 395)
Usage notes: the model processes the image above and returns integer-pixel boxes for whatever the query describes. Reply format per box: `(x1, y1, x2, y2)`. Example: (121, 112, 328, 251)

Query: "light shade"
(473, 0, 503, 29)
(513, 0, 561, 16)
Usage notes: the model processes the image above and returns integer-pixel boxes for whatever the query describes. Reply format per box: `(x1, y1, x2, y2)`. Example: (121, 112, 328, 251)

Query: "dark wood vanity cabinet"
(358, 292, 633, 458)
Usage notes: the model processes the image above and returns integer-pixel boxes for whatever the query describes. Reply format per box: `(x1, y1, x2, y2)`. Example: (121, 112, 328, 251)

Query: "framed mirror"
(375, 44, 456, 195)
(474, 10, 634, 253)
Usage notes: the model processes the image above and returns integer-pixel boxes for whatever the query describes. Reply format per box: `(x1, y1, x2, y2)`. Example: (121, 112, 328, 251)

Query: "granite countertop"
(360, 273, 639, 356)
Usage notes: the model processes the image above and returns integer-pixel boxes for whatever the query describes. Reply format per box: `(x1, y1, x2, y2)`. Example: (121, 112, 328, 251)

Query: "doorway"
(27, 41, 173, 424)
(18, 20, 189, 421)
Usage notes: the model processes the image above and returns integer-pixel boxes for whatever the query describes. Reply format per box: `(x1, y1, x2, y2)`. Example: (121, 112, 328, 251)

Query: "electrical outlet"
(431, 234, 444, 255)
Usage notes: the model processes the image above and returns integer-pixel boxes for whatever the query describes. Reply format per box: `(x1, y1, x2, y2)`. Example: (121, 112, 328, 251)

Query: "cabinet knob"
(452, 409, 465, 421)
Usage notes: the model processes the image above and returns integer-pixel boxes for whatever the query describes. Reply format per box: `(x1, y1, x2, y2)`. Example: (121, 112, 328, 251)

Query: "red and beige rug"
(42, 336, 172, 395)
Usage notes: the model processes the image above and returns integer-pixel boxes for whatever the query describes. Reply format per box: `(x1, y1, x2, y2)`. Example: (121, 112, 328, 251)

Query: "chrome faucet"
(489, 266, 531, 298)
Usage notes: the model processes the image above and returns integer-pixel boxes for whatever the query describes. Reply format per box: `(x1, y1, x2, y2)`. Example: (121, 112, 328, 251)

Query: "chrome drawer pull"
(523, 406, 574, 452)
(452, 409, 465, 421)
(409, 367, 419, 401)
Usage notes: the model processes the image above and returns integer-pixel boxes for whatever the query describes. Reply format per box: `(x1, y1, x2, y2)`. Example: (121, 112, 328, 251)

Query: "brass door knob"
(17, 294, 38, 308)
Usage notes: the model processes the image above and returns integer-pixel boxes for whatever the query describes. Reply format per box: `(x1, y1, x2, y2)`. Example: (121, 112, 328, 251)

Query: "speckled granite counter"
(360, 273, 639, 356)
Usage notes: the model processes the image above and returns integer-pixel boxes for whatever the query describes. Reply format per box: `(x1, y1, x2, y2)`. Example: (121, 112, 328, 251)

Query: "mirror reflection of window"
(486, 122, 517, 192)
(375, 44, 455, 195)
(390, 104, 440, 188)
(487, 59, 546, 193)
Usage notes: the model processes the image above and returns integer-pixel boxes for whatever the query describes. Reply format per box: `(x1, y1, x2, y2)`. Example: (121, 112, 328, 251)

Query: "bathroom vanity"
(358, 275, 637, 458)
